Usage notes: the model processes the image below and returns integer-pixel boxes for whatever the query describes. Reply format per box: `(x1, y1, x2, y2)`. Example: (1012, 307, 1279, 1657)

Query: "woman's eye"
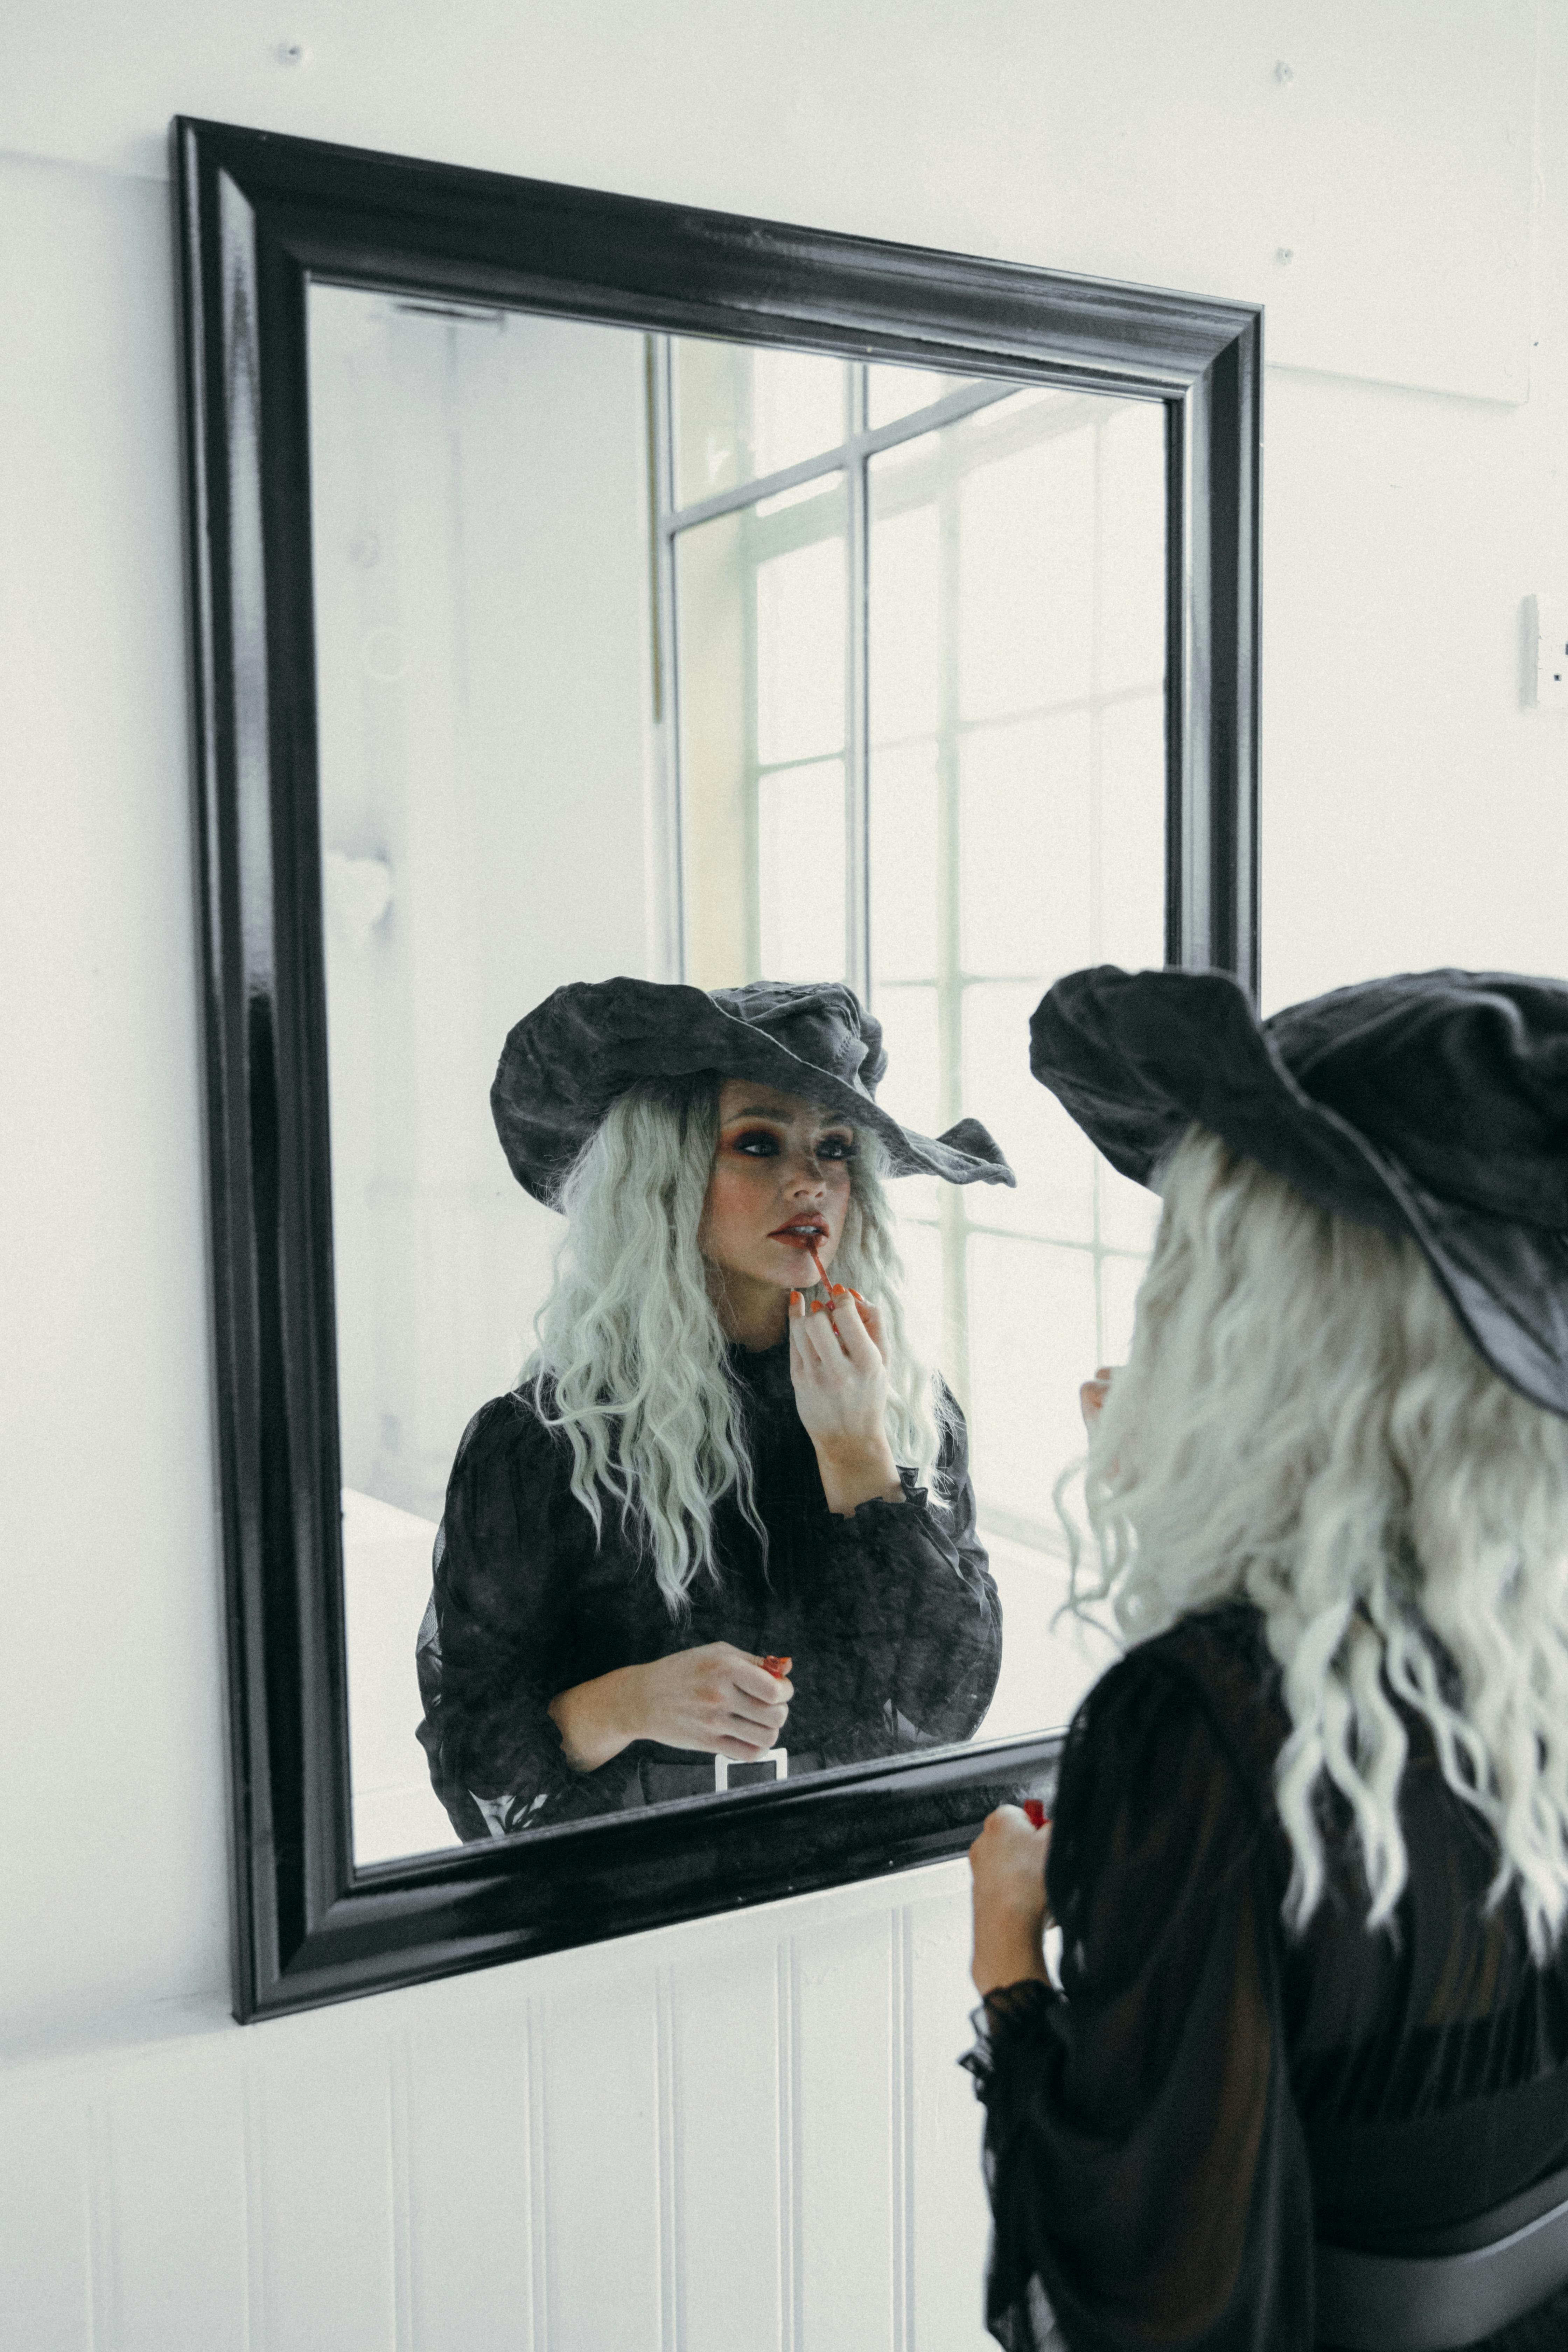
(726, 1128, 854, 1161)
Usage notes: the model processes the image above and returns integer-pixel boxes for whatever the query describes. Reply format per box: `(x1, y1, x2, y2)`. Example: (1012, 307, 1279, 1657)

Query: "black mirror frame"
(173, 114, 1260, 2022)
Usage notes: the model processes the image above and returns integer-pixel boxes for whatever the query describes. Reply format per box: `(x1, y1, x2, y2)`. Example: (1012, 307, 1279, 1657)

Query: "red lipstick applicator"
(806, 1239, 843, 1330)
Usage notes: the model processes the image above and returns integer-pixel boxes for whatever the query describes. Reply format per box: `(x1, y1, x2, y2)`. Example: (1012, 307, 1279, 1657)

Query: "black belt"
(1317, 2160, 1568, 2349)
(638, 1750, 825, 1806)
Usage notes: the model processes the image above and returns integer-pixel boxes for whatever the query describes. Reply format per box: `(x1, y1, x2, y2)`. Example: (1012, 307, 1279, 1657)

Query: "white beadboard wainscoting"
(0, 1861, 995, 2352)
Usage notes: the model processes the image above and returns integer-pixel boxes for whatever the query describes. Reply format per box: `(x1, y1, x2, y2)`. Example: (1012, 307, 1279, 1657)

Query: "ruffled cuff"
(960, 1979, 1059, 2100)
(462, 1679, 594, 1817)
(818, 1465, 939, 1539)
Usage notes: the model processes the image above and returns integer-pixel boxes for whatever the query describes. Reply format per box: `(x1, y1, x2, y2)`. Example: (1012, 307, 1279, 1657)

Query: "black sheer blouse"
(416, 1337, 1001, 1837)
(964, 1604, 1568, 2351)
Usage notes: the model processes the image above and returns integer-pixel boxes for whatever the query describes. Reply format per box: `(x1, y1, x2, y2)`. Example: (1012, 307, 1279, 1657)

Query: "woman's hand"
(549, 1643, 792, 1772)
(1080, 1363, 1116, 1435)
(969, 1804, 1053, 1996)
(788, 1286, 903, 1516)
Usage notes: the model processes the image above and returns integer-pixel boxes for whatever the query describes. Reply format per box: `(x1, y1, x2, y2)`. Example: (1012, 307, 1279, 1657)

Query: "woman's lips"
(770, 1224, 827, 1245)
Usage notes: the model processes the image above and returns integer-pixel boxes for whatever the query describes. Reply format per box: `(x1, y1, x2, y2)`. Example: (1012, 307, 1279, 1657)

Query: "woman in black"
(416, 975, 1012, 1837)
(965, 964, 1568, 2351)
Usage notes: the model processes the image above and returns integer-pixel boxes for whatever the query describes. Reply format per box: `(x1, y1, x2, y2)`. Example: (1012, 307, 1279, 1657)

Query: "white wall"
(4, 4, 1567, 2344)
(310, 295, 656, 1518)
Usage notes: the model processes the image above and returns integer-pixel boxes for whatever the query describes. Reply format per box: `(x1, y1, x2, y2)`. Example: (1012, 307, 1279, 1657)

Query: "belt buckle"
(714, 1749, 788, 1791)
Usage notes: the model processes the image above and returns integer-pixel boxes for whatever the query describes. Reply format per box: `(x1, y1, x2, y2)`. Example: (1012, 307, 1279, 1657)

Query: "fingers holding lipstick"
(842, 1289, 887, 1364)
(788, 1284, 894, 1479)
(797, 1288, 878, 1372)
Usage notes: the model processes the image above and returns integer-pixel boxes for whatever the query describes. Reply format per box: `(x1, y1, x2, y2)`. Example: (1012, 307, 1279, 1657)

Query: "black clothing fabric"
(1027, 965, 1568, 1417)
(416, 1338, 1001, 1837)
(963, 1604, 1568, 2351)
(490, 974, 1015, 1204)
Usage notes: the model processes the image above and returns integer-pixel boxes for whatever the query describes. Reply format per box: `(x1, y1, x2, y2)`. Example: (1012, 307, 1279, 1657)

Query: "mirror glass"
(306, 285, 1166, 1865)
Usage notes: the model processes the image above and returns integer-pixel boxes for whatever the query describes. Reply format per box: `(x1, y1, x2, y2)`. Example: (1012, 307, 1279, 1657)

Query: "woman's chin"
(768, 1242, 833, 1283)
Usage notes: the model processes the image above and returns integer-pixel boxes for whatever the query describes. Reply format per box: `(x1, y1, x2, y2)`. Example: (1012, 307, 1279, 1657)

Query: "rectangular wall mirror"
(175, 117, 1259, 2017)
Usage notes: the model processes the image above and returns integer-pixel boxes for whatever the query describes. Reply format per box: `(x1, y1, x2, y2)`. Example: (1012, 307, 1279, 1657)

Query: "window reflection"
(662, 338, 1167, 1741)
(307, 296, 1173, 1861)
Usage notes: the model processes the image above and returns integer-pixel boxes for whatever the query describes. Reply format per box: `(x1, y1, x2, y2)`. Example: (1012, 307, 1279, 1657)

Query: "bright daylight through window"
(657, 338, 1168, 1734)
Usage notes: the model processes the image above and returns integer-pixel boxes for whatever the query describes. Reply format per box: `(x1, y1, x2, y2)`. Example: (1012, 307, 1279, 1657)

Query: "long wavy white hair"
(1065, 1124, 1568, 1959)
(521, 1074, 945, 1615)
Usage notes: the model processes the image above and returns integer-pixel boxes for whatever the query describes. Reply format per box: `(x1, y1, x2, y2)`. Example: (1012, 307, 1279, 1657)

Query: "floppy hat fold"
(1028, 964, 1568, 1418)
(492, 975, 1015, 1206)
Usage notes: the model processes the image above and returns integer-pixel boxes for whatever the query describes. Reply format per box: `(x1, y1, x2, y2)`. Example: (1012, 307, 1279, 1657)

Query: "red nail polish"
(761, 1655, 792, 1678)
(1023, 1799, 1049, 1829)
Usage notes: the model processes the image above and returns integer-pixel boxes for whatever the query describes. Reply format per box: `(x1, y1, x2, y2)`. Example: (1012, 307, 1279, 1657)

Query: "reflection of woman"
(965, 966, 1568, 2351)
(416, 976, 1013, 1838)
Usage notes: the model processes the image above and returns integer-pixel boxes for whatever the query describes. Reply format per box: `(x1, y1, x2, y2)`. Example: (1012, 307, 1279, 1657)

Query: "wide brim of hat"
(1029, 964, 1568, 1418)
(492, 977, 1015, 1206)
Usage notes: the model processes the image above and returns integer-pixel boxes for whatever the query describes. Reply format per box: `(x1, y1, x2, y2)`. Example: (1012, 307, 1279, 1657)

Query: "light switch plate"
(1528, 596, 1568, 708)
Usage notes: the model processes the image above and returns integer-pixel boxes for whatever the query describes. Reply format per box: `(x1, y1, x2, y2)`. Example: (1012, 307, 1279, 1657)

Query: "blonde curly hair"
(1066, 1124, 1568, 1959)
(522, 1075, 945, 1615)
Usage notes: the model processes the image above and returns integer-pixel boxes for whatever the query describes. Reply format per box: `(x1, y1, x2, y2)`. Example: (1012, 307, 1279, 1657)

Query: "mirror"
(176, 115, 1258, 2015)
(307, 291, 1168, 1864)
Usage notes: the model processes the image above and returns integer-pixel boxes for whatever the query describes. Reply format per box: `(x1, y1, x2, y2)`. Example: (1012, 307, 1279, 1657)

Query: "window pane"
(893, 1214, 945, 1380)
(868, 491, 940, 745)
(674, 509, 752, 987)
(967, 1234, 1098, 1522)
(869, 741, 939, 985)
(962, 983, 1097, 1243)
(752, 349, 850, 477)
(867, 362, 989, 429)
(757, 760, 846, 982)
(872, 981, 941, 1141)
(876, 982, 943, 1247)
(1098, 693, 1165, 969)
(959, 419, 1096, 722)
(978, 1531, 1120, 1738)
(674, 477, 848, 987)
(756, 527, 847, 766)
(960, 712, 1094, 980)
(672, 336, 848, 506)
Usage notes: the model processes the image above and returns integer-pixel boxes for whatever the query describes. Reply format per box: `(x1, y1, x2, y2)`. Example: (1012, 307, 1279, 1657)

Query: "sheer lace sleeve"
(815, 1388, 1002, 1757)
(416, 1396, 629, 1837)
(962, 1639, 1315, 2350)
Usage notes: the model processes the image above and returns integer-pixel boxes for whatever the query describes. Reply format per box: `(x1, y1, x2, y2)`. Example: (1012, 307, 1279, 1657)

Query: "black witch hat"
(1028, 964, 1568, 1418)
(493, 976, 1015, 1208)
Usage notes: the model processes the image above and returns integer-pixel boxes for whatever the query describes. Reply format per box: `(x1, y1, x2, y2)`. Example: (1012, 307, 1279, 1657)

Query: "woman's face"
(700, 1080, 856, 1303)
